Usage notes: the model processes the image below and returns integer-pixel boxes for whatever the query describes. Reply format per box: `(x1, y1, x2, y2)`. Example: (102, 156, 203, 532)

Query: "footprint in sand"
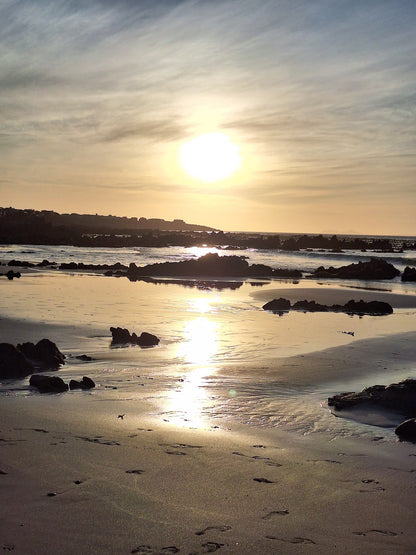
(195, 525, 232, 536)
(200, 542, 224, 553)
(232, 451, 282, 467)
(353, 530, 397, 537)
(77, 436, 120, 446)
(266, 535, 316, 545)
(262, 510, 289, 519)
(160, 443, 203, 449)
(131, 545, 180, 554)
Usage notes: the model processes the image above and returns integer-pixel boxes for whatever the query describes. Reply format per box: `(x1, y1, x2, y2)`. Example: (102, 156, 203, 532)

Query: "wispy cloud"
(1, 0, 415, 232)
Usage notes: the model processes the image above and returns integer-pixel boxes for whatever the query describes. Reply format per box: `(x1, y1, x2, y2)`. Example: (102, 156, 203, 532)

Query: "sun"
(179, 132, 241, 183)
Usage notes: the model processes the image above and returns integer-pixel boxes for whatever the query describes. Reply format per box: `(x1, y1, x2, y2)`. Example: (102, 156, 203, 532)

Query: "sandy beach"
(1, 269, 416, 553)
(1, 384, 416, 555)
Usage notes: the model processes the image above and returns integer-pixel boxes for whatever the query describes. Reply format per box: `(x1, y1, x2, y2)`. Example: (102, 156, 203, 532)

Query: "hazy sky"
(1, 0, 415, 235)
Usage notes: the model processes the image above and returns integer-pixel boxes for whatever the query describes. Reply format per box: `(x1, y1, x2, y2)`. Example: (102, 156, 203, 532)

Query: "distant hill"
(0, 207, 216, 234)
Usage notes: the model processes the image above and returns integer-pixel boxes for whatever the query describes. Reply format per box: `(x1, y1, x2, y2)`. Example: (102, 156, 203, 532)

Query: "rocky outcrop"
(126, 253, 302, 280)
(0, 340, 65, 379)
(1, 270, 21, 280)
(292, 300, 328, 312)
(69, 376, 96, 390)
(262, 298, 291, 312)
(17, 339, 65, 370)
(395, 418, 416, 442)
(29, 374, 68, 393)
(262, 298, 393, 315)
(59, 261, 128, 272)
(75, 354, 94, 361)
(328, 378, 416, 418)
(110, 327, 160, 347)
(310, 258, 400, 280)
(0, 343, 34, 379)
(401, 266, 416, 282)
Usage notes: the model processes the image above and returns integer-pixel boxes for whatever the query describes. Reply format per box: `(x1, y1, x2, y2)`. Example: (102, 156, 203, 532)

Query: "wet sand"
(1, 391, 416, 555)
(1, 313, 416, 554)
(251, 284, 416, 309)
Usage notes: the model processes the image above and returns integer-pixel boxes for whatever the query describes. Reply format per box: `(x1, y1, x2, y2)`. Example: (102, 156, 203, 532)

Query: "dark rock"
(75, 354, 94, 361)
(311, 257, 400, 280)
(7, 259, 35, 268)
(263, 298, 393, 316)
(126, 252, 301, 280)
(136, 331, 160, 347)
(293, 300, 328, 312)
(29, 374, 68, 393)
(110, 327, 160, 347)
(272, 268, 302, 278)
(0, 343, 34, 379)
(401, 266, 416, 282)
(17, 339, 65, 370)
(69, 376, 95, 390)
(110, 327, 134, 344)
(341, 299, 393, 315)
(36, 259, 55, 267)
(328, 378, 416, 418)
(262, 298, 291, 312)
(395, 418, 416, 442)
(5, 270, 21, 280)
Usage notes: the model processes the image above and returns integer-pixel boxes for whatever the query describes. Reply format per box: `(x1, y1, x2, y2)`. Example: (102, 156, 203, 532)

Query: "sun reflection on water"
(168, 316, 219, 427)
(178, 316, 218, 364)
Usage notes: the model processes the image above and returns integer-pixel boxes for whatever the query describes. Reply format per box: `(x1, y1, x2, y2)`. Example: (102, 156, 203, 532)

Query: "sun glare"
(180, 132, 241, 182)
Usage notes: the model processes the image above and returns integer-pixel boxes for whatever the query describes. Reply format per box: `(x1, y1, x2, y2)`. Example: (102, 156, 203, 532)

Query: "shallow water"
(1, 270, 416, 444)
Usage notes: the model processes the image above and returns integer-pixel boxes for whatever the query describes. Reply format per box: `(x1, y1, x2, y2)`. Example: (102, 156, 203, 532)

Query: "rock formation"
(29, 374, 68, 393)
(328, 378, 416, 418)
(0, 340, 65, 379)
(262, 298, 393, 315)
(110, 327, 160, 347)
(310, 258, 400, 280)
(401, 266, 416, 282)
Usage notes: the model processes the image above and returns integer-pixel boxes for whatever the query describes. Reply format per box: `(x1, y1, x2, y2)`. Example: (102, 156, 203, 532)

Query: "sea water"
(1, 244, 416, 443)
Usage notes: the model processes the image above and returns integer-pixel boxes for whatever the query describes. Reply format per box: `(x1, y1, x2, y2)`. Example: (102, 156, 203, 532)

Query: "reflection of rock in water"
(137, 277, 245, 291)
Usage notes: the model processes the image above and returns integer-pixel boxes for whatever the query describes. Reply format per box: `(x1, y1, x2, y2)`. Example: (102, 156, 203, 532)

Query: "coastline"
(1, 263, 416, 553)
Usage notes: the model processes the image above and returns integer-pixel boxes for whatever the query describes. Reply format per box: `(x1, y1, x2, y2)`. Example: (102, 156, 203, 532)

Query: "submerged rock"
(29, 374, 68, 393)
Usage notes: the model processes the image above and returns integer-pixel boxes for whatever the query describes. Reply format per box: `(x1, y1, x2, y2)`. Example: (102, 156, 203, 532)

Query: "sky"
(1, 0, 415, 235)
